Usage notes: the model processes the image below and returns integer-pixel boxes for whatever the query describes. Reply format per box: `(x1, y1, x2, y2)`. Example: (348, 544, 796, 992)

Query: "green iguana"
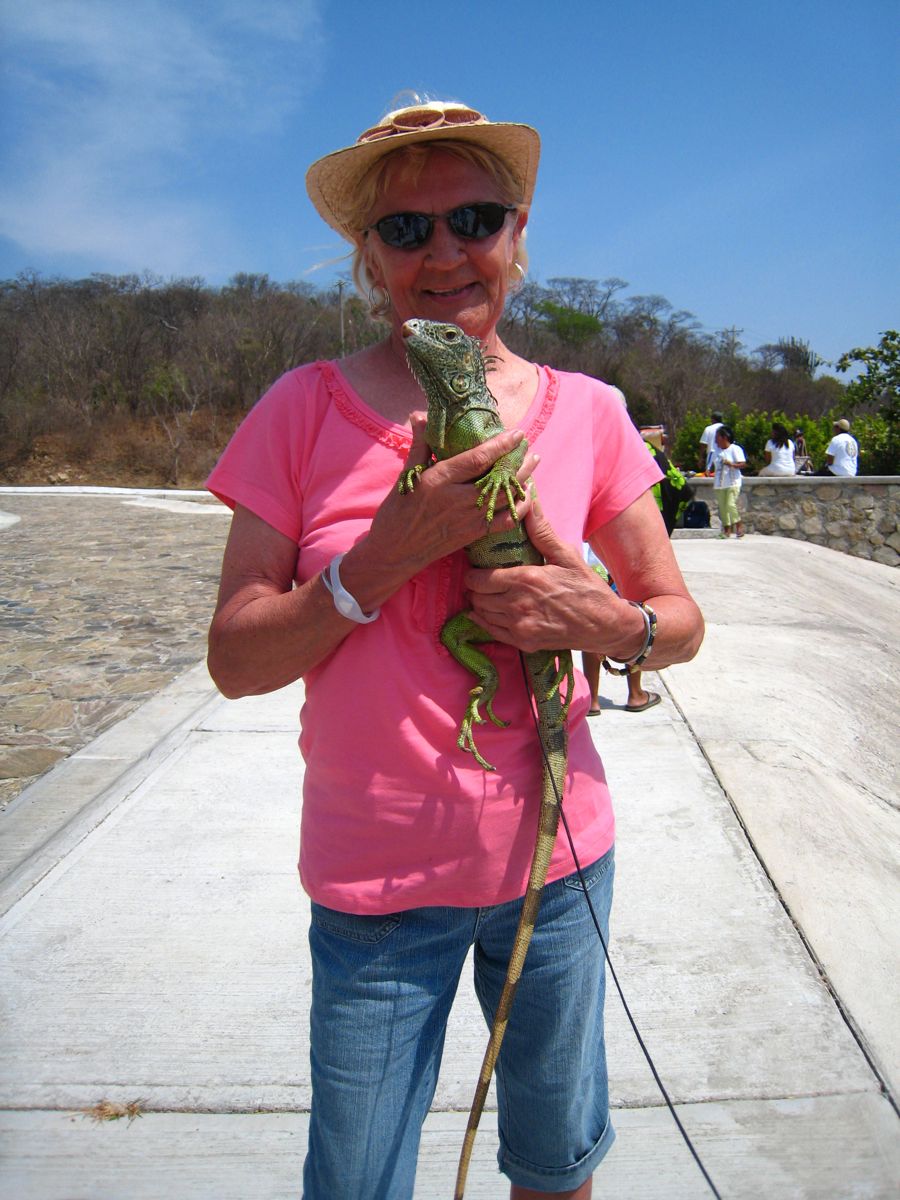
(400, 317, 574, 1200)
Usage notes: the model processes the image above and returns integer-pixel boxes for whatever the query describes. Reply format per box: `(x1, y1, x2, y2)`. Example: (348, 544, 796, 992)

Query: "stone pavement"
(0, 489, 230, 808)
(1, 494, 898, 1198)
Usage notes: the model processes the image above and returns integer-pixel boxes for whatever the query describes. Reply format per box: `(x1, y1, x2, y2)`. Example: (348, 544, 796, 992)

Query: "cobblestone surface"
(0, 492, 232, 808)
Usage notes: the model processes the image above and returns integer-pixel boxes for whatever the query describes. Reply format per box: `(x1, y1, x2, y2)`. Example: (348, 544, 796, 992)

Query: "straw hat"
(305, 100, 541, 240)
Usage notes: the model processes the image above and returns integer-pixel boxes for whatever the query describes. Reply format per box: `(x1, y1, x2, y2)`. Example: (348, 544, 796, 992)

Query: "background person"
(646, 433, 693, 530)
(818, 418, 859, 476)
(581, 543, 660, 714)
(206, 97, 703, 1200)
(759, 422, 796, 476)
(698, 410, 724, 473)
(793, 427, 813, 474)
(620, 430, 694, 712)
(581, 543, 610, 716)
(713, 425, 747, 537)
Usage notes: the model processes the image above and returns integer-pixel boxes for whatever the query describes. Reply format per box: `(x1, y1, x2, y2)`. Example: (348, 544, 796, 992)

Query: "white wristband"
(321, 553, 380, 624)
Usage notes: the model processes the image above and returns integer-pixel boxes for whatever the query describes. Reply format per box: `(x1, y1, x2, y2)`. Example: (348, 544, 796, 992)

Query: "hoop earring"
(367, 284, 390, 313)
(508, 260, 526, 291)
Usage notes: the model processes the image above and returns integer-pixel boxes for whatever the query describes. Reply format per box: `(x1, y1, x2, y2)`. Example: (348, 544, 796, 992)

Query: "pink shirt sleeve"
(206, 367, 320, 544)
(584, 380, 663, 535)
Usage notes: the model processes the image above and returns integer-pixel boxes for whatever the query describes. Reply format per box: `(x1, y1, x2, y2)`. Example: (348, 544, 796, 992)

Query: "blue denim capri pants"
(303, 845, 615, 1198)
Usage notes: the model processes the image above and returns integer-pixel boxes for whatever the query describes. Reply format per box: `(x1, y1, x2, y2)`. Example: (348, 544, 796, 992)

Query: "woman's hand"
(463, 502, 641, 655)
(340, 413, 539, 611)
(207, 417, 540, 699)
(464, 492, 704, 669)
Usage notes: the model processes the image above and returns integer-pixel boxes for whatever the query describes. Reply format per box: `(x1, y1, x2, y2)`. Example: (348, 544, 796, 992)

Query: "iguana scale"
(400, 318, 574, 1200)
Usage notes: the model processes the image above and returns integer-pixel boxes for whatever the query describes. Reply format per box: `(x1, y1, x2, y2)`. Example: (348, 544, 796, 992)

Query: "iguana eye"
(451, 373, 469, 394)
(443, 327, 459, 341)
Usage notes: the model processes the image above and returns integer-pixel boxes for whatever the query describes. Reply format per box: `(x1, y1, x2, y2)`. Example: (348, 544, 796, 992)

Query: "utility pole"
(720, 326, 743, 357)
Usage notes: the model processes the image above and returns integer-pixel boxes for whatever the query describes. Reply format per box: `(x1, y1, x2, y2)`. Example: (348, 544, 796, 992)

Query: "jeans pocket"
(562, 845, 615, 893)
(310, 902, 402, 944)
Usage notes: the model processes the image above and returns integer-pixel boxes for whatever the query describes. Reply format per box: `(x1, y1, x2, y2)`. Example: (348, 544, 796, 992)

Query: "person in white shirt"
(698, 410, 724, 473)
(759, 422, 796, 476)
(819, 418, 859, 477)
(713, 426, 747, 537)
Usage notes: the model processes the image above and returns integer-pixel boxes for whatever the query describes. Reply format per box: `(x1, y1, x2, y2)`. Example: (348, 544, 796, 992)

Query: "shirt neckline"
(318, 358, 559, 451)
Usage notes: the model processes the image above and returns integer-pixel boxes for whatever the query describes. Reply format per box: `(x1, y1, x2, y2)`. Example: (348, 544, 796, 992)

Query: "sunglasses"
(366, 202, 516, 249)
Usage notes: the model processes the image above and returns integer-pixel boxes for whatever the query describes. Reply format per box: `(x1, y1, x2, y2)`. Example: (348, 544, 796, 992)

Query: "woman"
(793, 426, 813, 474)
(759, 422, 796, 476)
(713, 425, 747, 537)
(207, 98, 704, 1200)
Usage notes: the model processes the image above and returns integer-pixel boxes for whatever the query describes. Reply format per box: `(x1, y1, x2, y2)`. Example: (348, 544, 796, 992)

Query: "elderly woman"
(207, 98, 703, 1200)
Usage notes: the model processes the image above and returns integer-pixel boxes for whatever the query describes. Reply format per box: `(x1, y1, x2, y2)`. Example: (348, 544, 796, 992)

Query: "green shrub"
(673, 408, 850, 474)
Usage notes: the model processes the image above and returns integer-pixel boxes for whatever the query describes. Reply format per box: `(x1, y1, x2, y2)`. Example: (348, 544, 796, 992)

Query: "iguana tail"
(453, 649, 572, 1200)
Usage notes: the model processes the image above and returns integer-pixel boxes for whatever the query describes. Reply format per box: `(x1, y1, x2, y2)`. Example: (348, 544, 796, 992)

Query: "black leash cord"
(517, 652, 723, 1200)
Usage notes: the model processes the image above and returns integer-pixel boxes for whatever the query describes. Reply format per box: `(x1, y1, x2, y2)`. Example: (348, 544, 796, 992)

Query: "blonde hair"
(349, 141, 530, 318)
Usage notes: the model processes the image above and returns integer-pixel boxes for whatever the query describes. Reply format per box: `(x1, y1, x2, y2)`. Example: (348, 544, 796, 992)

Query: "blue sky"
(1, 0, 897, 372)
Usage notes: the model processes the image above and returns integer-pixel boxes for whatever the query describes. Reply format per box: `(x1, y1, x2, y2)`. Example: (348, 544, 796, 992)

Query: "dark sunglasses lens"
(375, 213, 432, 248)
(373, 204, 511, 248)
(449, 204, 509, 239)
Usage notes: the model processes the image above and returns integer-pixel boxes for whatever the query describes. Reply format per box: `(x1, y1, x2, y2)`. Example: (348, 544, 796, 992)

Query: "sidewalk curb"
(0, 661, 224, 917)
(0, 486, 212, 497)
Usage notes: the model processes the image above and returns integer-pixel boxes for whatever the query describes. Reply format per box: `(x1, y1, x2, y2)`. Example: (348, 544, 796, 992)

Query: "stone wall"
(686, 476, 900, 566)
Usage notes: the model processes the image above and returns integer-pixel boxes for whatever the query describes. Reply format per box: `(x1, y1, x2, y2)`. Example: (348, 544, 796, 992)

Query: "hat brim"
(306, 121, 540, 240)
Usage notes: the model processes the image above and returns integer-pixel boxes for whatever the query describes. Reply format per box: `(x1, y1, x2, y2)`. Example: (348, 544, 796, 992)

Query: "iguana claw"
(546, 655, 576, 719)
(473, 445, 528, 523)
(458, 686, 508, 771)
(398, 463, 425, 495)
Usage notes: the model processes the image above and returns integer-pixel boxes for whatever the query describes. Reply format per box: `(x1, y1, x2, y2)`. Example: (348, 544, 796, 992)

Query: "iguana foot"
(546, 654, 576, 718)
(458, 686, 508, 771)
(473, 444, 528, 523)
(397, 463, 425, 495)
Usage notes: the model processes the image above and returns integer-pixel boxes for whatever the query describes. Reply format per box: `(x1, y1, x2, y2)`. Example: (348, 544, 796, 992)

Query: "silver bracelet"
(320, 553, 381, 624)
(602, 601, 657, 676)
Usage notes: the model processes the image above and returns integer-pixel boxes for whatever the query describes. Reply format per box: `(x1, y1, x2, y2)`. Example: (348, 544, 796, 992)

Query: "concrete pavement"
(0, 489, 229, 809)
(1, 529, 898, 1198)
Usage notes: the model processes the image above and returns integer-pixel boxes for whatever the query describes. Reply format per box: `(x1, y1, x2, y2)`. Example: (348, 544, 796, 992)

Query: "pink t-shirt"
(207, 360, 661, 914)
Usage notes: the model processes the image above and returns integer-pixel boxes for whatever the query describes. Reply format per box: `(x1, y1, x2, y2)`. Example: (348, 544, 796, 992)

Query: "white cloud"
(0, 0, 324, 274)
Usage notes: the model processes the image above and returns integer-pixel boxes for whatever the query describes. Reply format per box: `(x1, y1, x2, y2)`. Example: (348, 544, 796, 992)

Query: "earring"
(508, 260, 526, 290)
(368, 284, 390, 312)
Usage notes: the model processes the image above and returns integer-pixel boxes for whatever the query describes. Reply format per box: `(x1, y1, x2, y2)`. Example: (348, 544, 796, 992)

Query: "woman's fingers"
(438, 429, 526, 484)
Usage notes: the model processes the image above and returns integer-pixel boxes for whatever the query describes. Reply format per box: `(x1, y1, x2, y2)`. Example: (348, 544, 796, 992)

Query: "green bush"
(673, 408, 843, 474)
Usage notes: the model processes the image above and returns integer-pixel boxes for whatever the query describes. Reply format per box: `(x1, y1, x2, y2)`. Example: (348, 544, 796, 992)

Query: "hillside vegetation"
(1, 272, 895, 486)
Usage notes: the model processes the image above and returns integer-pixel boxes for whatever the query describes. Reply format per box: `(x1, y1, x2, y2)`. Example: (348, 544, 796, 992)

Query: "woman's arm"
(207, 506, 353, 698)
(207, 421, 538, 698)
(463, 490, 703, 670)
(590, 491, 704, 667)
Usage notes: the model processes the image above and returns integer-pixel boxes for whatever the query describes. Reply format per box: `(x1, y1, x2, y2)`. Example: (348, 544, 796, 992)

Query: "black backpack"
(682, 499, 711, 528)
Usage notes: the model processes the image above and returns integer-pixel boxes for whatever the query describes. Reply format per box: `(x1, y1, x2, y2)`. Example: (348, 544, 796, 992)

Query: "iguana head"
(402, 319, 489, 450)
